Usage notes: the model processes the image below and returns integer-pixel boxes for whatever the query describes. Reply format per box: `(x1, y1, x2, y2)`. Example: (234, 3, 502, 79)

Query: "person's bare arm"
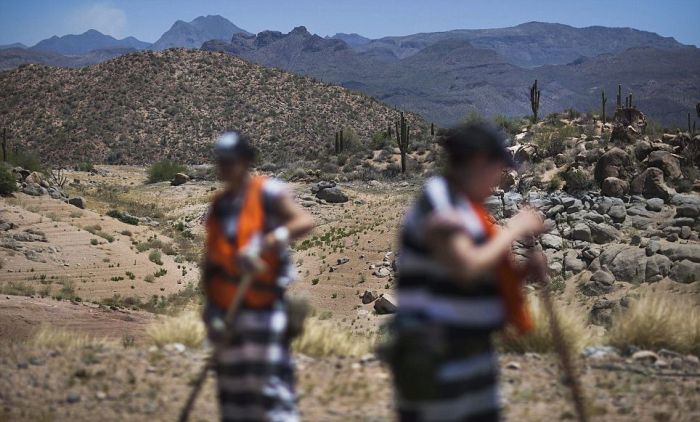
(425, 208, 544, 286)
(262, 193, 314, 250)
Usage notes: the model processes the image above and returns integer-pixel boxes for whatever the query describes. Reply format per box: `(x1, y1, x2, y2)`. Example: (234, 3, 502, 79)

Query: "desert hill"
(0, 48, 427, 166)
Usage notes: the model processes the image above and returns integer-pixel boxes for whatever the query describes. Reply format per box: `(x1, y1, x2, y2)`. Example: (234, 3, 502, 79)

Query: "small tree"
(147, 159, 187, 184)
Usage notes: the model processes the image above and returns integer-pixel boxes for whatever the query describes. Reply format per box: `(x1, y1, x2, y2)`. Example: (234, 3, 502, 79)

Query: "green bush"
(562, 168, 593, 192)
(7, 150, 43, 172)
(75, 162, 95, 172)
(149, 250, 163, 265)
(0, 164, 18, 195)
(107, 209, 139, 225)
(146, 160, 186, 184)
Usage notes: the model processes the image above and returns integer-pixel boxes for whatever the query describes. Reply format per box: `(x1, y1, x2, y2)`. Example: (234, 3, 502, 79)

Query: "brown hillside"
(0, 49, 427, 165)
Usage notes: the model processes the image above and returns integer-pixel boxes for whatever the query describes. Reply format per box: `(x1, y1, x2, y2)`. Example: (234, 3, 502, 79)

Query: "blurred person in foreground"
(202, 131, 314, 422)
(385, 122, 548, 421)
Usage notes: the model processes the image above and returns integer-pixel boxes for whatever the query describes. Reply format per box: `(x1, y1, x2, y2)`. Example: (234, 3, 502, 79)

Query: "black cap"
(213, 131, 256, 162)
(439, 122, 515, 168)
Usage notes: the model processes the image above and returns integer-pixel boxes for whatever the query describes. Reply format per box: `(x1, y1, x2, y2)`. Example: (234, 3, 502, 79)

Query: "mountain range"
(2, 16, 698, 126)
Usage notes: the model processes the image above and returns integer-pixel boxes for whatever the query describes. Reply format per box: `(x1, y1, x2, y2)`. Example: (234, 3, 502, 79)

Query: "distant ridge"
(151, 15, 249, 50)
(31, 30, 149, 55)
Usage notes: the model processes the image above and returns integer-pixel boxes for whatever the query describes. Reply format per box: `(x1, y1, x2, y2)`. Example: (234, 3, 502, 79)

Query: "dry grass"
(30, 325, 110, 350)
(146, 311, 205, 348)
(607, 291, 700, 355)
(293, 318, 374, 357)
(498, 294, 594, 354)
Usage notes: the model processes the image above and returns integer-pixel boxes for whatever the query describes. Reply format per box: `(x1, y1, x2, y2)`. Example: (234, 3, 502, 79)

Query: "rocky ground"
(1, 110, 699, 420)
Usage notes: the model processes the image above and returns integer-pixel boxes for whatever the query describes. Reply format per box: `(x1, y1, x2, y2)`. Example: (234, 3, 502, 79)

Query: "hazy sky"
(1, 0, 699, 47)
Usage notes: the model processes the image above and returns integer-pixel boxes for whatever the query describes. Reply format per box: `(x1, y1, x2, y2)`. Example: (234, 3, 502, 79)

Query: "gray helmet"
(213, 131, 255, 161)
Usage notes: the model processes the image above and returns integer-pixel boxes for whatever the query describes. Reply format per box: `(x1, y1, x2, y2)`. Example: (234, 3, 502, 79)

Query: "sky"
(1, 0, 699, 47)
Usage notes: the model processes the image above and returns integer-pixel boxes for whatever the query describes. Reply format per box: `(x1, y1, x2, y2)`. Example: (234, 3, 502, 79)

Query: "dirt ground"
(1, 165, 699, 421)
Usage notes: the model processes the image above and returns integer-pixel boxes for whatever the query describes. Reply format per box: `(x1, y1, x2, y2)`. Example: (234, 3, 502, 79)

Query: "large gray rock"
(316, 187, 348, 203)
(606, 204, 627, 223)
(594, 147, 630, 185)
(373, 295, 397, 315)
(647, 150, 682, 180)
(657, 242, 700, 263)
(598, 244, 672, 283)
(68, 197, 86, 209)
(171, 173, 189, 186)
(675, 204, 700, 219)
(540, 233, 564, 250)
(587, 222, 620, 244)
(670, 260, 699, 283)
(572, 223, 592, 242)
(646, 198, 664, 212)
(601, 177, 628, 198)
(630, 167, 675, 201)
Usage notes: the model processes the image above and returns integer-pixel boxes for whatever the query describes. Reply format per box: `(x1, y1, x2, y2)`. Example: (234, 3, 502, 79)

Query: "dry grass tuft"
(608, 292, 700, 355)
(146, 311, 205, 348)
(31, 325, 109, 350)
(293, 318, 374, 357)
(498, 294, 594, 354)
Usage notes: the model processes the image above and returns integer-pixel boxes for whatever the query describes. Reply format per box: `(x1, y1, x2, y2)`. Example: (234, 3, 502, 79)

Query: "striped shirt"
(397, 176, 505, 331)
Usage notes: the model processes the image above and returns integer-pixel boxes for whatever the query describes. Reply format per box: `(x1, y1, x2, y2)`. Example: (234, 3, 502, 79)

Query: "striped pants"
(391, 324, 501, 422)
(204, 303, 299, 422)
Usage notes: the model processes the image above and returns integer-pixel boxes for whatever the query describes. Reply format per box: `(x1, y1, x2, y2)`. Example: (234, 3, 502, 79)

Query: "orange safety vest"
(473, 202, 534, 334)
(205, 175, 281, 309)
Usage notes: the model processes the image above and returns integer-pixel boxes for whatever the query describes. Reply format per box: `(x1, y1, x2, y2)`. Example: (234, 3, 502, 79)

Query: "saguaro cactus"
(530, 80, 540, 122)
(601, 90, 607, 124)
(430, 122, 435, 136)
(616, 84, 622, 109)
(395, 112, 409, 173)
(1, 128, 6, 162)
(334, 130, 345, 154)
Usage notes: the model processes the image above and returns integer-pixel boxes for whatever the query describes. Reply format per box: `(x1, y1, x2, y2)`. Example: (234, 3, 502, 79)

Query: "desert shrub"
(0, 164, 18, 195)
(463, 110, 486, 125)
(7, 150, 42, 172)
(0, 281, 36, 296)
(608, 292, 700, 355)
(146, 311, 205, 348)
(106, 209, 139, 225)
(74, 162, 95, 172)
(562, 167, 593, 192)
(149, 250, 163, 265)
(292, 318, 374, 357)
(370, 131, 390, 150)
(30, 325, 109, 350)
(493, 114, 522, 136)
(497, 294, 593, 354)
(146, 159, 186, 184)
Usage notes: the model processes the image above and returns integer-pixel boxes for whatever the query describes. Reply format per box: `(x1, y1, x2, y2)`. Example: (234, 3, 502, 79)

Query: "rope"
(539, 281, 589, 422)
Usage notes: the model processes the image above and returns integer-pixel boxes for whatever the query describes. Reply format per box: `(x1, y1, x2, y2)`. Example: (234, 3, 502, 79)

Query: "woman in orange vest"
(203, 131, 313, 422)
(387, 122, 547, 421)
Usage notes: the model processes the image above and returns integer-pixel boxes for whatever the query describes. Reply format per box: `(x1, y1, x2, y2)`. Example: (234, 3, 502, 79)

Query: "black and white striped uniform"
(394, 176, 505, 422)
(203, 178, 299, 422)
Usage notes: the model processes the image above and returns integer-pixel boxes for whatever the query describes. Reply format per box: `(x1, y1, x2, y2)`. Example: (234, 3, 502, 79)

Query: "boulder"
(657, 242, 700, 263)
(675, 204, 700, 219)
(601, 177, 628, 198)
(630, 168, 675, 201)
(68, 197, 86, 209)
(572, 223, 592, 242)
(316, 187, 348, 203)
(599, 244, 672, 283)
(647, 150, 682, 180)
(540, 233, 564, 250)
(589, 299, 618, 326)
(582, 269, 616, 296)
(646, 198, 664, 212)
(22, 184, 43, 196)
(594, 147, 629, 185)
(374, 295, 397, 315)
(170, 173, 189, 186)
(606, 204, 627, 223)
(311, 181, 336, 194)
(361, 290, 378, 304)
(670, 260, 699, 283)
(25, 171, 45, 186)
(587, 222, 620, 244)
